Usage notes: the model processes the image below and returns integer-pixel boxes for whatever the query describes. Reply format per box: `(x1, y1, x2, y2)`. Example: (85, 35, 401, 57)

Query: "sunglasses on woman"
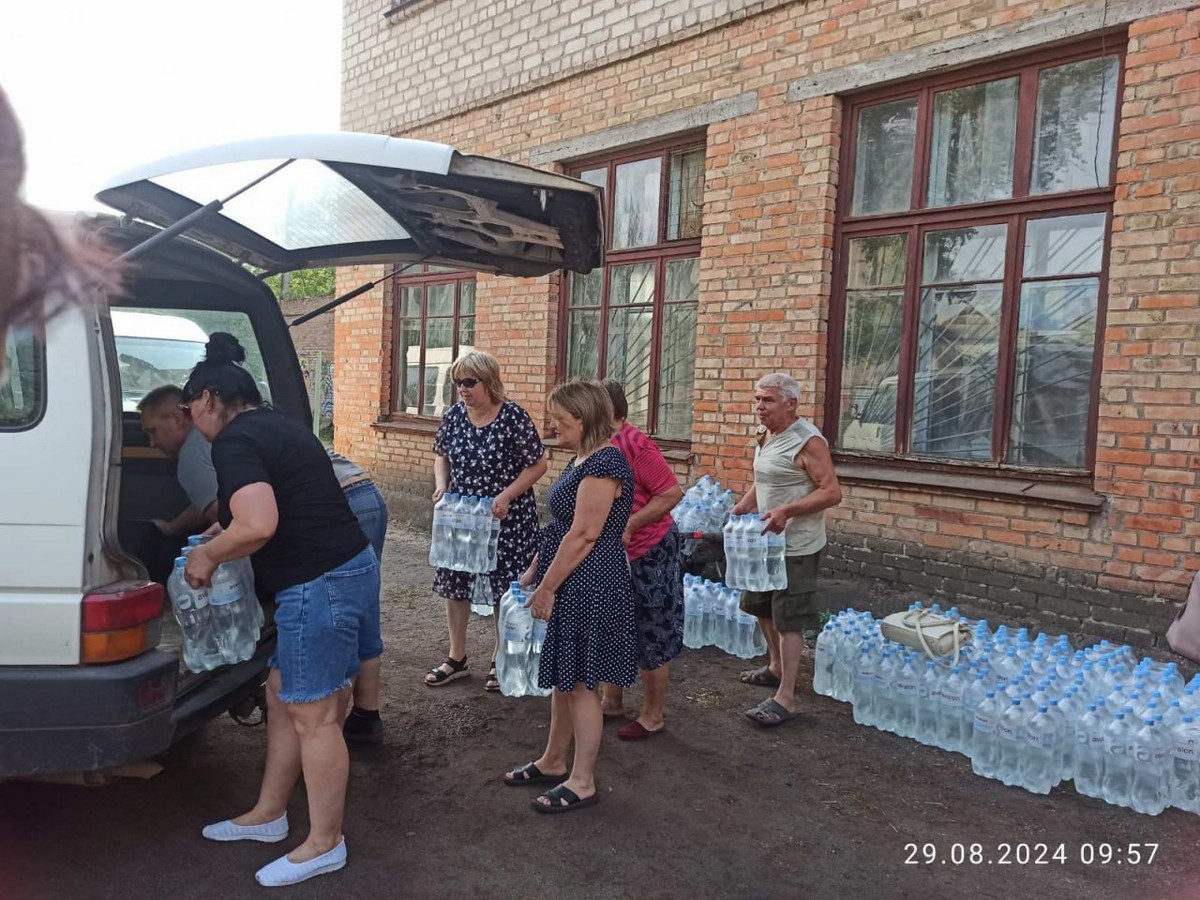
(454, 378, 480, 389)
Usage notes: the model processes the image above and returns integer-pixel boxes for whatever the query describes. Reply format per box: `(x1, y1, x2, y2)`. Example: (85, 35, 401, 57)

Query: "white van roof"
(111, 310, 209, 343)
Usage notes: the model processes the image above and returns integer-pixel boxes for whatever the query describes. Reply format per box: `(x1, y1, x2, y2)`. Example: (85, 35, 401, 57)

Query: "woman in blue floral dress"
(425, 351, 547, 692)
(502, 380, 637, 814)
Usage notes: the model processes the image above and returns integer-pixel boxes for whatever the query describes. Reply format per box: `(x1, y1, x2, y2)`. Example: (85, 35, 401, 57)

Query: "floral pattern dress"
(433, 400, 544, 603)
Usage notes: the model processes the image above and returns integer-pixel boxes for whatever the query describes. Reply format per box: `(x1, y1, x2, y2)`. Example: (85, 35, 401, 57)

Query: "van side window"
(0, 328, 45, 430)
(112, 307, 272, 413)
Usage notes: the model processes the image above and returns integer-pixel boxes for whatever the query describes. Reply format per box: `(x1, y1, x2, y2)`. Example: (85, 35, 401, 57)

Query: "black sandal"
(424, 655, 469, 687)
(503, 762, 568, 787)
(485, 662, 500, 692)
(531, 783, 598, 814)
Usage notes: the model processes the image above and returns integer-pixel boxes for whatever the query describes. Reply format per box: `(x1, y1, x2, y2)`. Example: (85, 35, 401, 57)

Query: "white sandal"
(255, 838, 347, 887)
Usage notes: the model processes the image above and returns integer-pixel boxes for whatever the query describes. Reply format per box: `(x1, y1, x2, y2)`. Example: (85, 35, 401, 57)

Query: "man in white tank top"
(733, 373, 842, 726)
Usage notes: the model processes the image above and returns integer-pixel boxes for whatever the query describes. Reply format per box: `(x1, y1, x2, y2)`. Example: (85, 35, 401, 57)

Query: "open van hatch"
(95, 133, 604, 277)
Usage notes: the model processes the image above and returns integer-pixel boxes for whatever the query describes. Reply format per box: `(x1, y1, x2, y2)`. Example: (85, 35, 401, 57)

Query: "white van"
(0, 134, 602, 778)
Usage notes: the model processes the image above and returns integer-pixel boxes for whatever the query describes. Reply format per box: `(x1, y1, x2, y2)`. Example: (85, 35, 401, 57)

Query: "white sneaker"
(255, 839, 347, 887)
(201, 813, 289, 843)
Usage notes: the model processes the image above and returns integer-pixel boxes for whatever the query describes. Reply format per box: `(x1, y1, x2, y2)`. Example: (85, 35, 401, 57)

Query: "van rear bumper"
(0, 639, 274, 778)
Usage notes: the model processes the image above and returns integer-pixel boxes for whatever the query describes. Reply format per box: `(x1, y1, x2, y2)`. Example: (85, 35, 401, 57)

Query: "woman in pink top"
(598, 380, 685, 740)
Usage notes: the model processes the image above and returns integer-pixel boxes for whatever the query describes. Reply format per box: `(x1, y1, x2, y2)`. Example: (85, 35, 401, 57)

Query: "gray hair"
(756, 373, 801, 404)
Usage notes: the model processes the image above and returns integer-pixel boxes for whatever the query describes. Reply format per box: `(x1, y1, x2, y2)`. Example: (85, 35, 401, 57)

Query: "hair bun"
(205, 332, 245, 365)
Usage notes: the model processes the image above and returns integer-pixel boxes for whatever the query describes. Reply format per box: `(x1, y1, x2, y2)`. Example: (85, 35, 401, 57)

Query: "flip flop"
(531, 784, 598, 814)
(745, 698, 798, 727)
(739, 666, 781, 688)
(617, 721, 664, 741)
(504, 762, 568, 787)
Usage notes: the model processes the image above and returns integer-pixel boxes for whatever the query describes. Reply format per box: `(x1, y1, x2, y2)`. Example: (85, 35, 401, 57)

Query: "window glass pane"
(852, 98, 918, 216)
(427, 283, 454, 317)
(0, 328, 44, 429)
(665, 257, 699, 302)
(459, 280, 476, 315)
(612, 157, 662, 249)
(398, 319, 420, 414)
(847, 234, 907, 288)
(457, 316, 475, 354)
(658, 302, 697, 440)
(424, 264, 457, 273)
(566, 310, 601, 380)
(839, 291, 904, 452)
(400, 285, 421, 317)
(568, 268, 602, 308)
(606, 306, 654, 429)
(839, 234, 908, 452)
(117, 307, 272, 410)
(610, 262, 655, 306)
(1023, 213, 1106, 277)
(422, 319, 453, 417)
(922, 224, 1007, 284)
(1032, 56, 1119, 195)
(1008, 278, 1099, 468)
(667, 148, 705, 241)
(579, 168, 607, 192)
(911, 284, 1002, 459)
(928, 78, 1018, 207)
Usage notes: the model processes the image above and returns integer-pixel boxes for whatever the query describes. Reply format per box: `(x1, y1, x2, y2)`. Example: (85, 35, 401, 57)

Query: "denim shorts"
(269, 546, 382, 704)
(344, 480, 388, 563)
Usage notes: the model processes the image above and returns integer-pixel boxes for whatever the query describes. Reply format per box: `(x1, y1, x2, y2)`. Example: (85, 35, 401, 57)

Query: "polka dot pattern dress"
(432, 400, 543, 603)
(536, 446, 638, 693)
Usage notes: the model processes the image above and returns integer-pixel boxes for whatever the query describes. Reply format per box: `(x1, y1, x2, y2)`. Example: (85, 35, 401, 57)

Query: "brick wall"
(337, 0, 1200, 644)
(280, 295, 335, 358)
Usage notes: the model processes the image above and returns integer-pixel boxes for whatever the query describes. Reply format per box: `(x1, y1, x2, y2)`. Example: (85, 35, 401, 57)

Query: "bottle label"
(193, 588, 210, 610)
(504, 619, 531, 642)
(1134, 745, 1152, 763)
(940, 692, 963, 707)
(1024, 731, 1048, 749)
(1152, 747, 1168, 765)
(210, 582, 242, 606)
(998, 722, 1017, 741)
(857, 669, 875, 683)
(894, 680, 918, 696)
(973, 713, 993, 734)
(1173, 740, 1197, 761)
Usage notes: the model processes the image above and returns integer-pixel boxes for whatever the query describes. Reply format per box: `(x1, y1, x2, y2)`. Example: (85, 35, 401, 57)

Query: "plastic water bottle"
(167, 557, 222, 672)
(722, 516, 740, 588)
(960, 674, 988, 756)
(209, 562, 256, 664)
(1101, 710, 1135, 807)
(874, 650, 900, 733)
(683, 577, 702, 649)
(915, 661, 940, 746)
(892, 654, 921, 739)
(744, 520, 768, 592)
(1021, 705, 1059, 794)
(429, 493, 454, 567)
(1169, 715, 1200, 813)
(970, 691, 1001, 779)
(733, 608, 758, 659)
(482, 498, 501, 572)
(813, 623, 837, 696)
(1130, 718, 1169, 815)
(229, 556, 263, 633)
(496, 584, 532, 696)
(448, 495, 473, 571)
(996, 698, 1027, 787)
(938, 666, 967, 754)
(852, 643, 877, 727)
(526, 612, 551, 698)
(765, 531, 786, 591)
(1073, 703, 1107, 798)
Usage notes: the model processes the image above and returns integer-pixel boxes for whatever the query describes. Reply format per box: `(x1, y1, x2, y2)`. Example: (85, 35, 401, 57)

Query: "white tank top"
(753, 417, 828, 556)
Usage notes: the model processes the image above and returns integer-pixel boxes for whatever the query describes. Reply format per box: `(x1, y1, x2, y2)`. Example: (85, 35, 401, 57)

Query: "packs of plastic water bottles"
(682, 574, 767, 659)
(673, 475, 735, 537)
(722, 515, 787, 592)
(494, 583, 552, 698)
(815, 603, 1200, 815)
(167, 534, 261, 673)
(429, 493, 501, 574)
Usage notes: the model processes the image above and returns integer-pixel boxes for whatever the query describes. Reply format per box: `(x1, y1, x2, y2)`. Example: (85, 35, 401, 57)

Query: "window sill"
(834, 459, 1104, 512)
(543, 435, 694, 464)
(373, 417, 441, 436)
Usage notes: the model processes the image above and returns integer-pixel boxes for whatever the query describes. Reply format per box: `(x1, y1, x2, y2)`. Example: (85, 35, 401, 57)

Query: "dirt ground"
(2, 526, 1198, 900)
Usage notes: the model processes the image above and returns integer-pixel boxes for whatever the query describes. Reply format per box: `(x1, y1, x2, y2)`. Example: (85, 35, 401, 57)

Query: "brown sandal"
(424, 655, 469, 687)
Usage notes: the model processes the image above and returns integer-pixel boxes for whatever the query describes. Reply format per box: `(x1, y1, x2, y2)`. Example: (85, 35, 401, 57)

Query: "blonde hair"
(450, 350, 505, 403)
(548, 379, 614, 455)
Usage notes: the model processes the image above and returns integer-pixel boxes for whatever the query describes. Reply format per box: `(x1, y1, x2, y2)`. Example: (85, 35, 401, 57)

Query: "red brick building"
(335, 0, 1199, 646)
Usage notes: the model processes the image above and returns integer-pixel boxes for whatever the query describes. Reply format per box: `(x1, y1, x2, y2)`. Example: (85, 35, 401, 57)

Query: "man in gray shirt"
(138, 385, 219, 535)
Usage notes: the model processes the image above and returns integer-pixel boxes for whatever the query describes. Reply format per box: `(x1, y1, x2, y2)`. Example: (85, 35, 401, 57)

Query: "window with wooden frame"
(390, 265, 476, 419)
(828, 42, 1123, 476)
(561, 137, 705, 442)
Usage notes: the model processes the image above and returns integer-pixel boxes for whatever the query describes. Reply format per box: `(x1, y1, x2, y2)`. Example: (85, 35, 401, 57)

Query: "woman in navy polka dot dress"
(502, 380, 637, 814)
(425, 351, 547, 692)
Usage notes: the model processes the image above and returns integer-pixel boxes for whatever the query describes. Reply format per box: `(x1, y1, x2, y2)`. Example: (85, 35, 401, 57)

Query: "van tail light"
(82, 583, 164, 664)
